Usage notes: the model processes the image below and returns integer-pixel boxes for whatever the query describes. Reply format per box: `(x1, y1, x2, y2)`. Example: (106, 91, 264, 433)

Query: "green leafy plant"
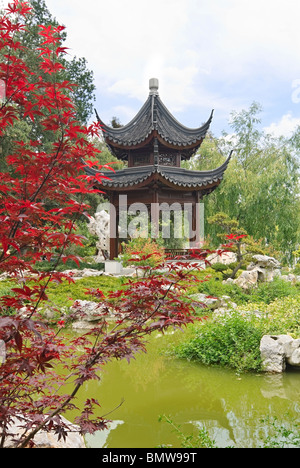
(158, 415, 217, 449)
(121, 237, 165, 269)
(249, 277, 300, 304)
(175, 311, 264, 372)
(260, 415, 300, 448)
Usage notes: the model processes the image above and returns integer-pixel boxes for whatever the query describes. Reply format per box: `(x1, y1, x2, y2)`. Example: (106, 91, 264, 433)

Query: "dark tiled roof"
(96, 95, 213, 149)
(84, 153, 232, 191)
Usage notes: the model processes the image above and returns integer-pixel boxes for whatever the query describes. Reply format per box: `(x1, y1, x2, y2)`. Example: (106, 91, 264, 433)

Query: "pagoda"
(86, 78, 231, 260)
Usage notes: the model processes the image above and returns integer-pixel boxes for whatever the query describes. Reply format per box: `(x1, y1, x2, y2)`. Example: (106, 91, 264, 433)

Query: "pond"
(65, 330, 300, 448)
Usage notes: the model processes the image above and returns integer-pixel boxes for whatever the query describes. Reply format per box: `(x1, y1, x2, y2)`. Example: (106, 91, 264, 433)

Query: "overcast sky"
(4, 0, 300, 137)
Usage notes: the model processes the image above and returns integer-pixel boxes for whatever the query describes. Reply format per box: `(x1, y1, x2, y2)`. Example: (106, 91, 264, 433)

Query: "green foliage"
(260, 416, 300, 448)
(196, 269, 250, 305)
(121, 237, 165, 268)
(175, 271, 300, 373)
(175, 312, 264, 372)
(158, 415, 217, 449)
(24, 0, 96, 124)
(45, 275, 124, 308)
(185, 103, 300, 260)
(159, 414, 300, 448)
(237, 296, 300, 337)
(207, 211, 280, 278)
(249, 277, 300, 304)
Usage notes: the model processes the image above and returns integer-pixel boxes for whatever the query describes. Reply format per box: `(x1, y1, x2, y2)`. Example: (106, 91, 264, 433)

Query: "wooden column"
(150, 187, 159, 239)
(109, 194, 119, 260)
(189, 192, 200, 248)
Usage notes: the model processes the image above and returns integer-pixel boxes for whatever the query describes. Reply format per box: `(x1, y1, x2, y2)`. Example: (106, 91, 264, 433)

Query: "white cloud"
(264, 113, 300, 138)
(3, 0, 300, 134)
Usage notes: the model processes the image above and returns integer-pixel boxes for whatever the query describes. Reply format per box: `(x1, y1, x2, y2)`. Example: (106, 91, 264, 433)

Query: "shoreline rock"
(260, 334, 300, 373)
(4, 415, 86, 448)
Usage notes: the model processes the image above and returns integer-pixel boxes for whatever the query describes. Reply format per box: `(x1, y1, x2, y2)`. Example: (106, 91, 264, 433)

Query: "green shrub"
(236, 296, 300, 337)
(196, 271, 250, 305)
(263, 297, 300, 337)
(293, 263, 300, 275)
(249, 277, 299, 304)
(175, 312, 264, 372)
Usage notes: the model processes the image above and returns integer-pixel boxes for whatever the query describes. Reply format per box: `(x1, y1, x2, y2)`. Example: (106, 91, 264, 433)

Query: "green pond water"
(65, 331, 300, 448)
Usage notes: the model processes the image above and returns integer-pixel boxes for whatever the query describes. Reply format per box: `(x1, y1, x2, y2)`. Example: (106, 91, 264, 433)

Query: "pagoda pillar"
(109, 194, 119, 260)
(189, 193, 201, 248)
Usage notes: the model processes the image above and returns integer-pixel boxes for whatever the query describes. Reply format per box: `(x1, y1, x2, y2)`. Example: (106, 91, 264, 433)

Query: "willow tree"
(184, 103, 300, 260)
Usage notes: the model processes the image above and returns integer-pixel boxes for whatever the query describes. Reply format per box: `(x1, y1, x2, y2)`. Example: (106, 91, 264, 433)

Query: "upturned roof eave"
(83, 152, 232, 191)
(95, 97, 214, 150)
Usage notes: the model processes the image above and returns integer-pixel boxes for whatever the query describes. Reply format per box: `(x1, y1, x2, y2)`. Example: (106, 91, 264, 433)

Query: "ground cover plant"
(174, 274, 300, 372)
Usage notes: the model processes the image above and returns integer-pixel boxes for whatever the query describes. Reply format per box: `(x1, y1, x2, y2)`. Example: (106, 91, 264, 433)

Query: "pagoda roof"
(96, 79, 213, 159)
(85, 153, 232, 194)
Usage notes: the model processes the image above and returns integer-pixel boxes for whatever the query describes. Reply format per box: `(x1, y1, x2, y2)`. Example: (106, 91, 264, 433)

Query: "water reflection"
(66, 332, 300, 448)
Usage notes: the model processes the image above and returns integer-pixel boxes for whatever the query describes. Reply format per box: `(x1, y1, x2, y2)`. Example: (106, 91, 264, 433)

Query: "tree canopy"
(184, 102, 300, 261)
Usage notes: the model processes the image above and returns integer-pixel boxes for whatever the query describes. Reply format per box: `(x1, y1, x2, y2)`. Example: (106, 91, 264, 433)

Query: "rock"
(207, 250, 237, 265)
(281, 274, 300, 284)
(70, 299, 108, 329)
(260, 334, 300, 372)
(189, 293, 221, 310)
(87, 210, 111, 261)
(260, 335, 293, 373)
(285, 338, 300, 367)
(234, 269, 258, 290)
(63, 268, 103, 279)
(70, 299, 118, 329)
(219, 295, 237, 309)
(251, 255, 281, 270)
(5, 416, 85, 448)
(247, 255, 281, 282)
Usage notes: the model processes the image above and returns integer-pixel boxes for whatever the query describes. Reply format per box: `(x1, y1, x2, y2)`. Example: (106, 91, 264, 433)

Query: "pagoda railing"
(164, 248, 195, 259)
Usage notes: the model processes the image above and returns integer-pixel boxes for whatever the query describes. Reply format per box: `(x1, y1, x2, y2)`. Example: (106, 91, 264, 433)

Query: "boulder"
(4, 416, 85, 448)
(234, 269, 258, 290)
(189, 293, 221, 310)
(87, 210, 111, 261)
(260, 334, 300, 372)
(251, 255, 281, 270)
(285, 338, 300, 367)
(247, 255, 281, 282)
(70, 299, 108, 329)
(260, 335, 293, 373)
(281, 273, 300, 284)
(207, 250, 237, 265)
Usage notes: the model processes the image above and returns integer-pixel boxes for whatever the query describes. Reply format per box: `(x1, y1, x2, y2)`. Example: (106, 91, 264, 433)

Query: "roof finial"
(149, 78, 159, 95)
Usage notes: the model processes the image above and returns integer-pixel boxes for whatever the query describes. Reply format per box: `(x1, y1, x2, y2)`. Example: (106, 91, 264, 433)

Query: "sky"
(4, 0, 300, 138)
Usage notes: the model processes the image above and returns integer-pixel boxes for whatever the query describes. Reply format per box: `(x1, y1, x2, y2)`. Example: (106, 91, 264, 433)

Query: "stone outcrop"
(227, 254, 282, 290)
(4, 416, 86, 448)
(207, 250, 237, 265)
(189, 293, 237, 312)
(247, 255, 281, 282)
(260, 334, 300, 373)
(87, 210, 110, 261)
(70, 299, 110, 329)
(233, 269, 259, 290)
